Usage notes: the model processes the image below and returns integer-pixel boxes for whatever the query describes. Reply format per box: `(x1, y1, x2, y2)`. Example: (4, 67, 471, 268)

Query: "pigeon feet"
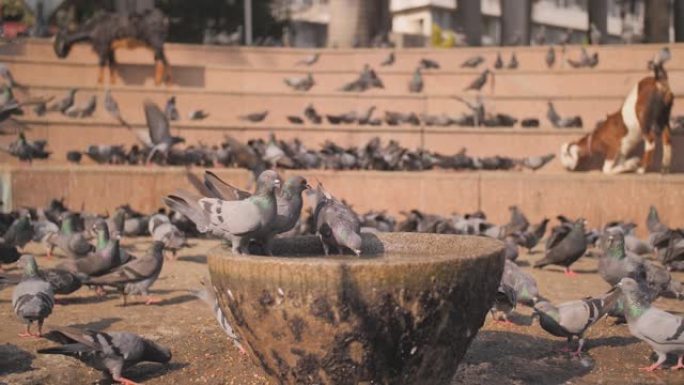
(639, 363, 662, 372)
(114, 376, 141, 385)
(493, 319, 515, 326)
(563, 268, 578, 277)
(672, 356, 684, 370)
(145, 296, 162, 305)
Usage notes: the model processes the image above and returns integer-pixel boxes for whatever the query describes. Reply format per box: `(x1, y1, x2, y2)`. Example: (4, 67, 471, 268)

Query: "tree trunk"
(588, 0, 607, 44)
(644, 0, 670, 43)
(500, 0, 531, 46)
(459, 0, 482, 46)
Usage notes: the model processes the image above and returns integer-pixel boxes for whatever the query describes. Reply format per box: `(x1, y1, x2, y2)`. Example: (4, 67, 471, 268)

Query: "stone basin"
(208, 233, 504, 385)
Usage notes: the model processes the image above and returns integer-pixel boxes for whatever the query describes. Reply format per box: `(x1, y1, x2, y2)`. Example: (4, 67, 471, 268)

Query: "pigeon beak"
(305, 184, 312, 190)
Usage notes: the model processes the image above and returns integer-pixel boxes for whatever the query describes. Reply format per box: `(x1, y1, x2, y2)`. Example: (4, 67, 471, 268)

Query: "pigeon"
(503, 205, 529, 236)
(86, 241, 165, 306)
(521, 154, 555, 171)
(0, 132, 51, 162)
(304, 104, 322, 124)
(547, 101, 583, 128)
(164, 170, 281, 255)
(47, 88, 77, 113)
(507, 52, 519, 69)
(464, 69, 491, 92)
(0, 63, 20, 88)
(494, 52, 503, 69)
(0, 214, 33, 249)
(287, 115, 304, 124)
(56, 221, 124, 277)
(357, 106, 377, 125)
(188, 109, 209, 120)
(380, 52, 395, 66)
(239, 110, 269, 123)
(534, 289, 620, 355)
(408, 67, 423, 93)
(65, 95, 96, 118)
(12, 255, 54, 337)
(143, 100, 186, 164)
(567, 47, 599, 68)
(461, 55, 484, 68)
(44, 212, 94, 259)
(419, 58, 440, 70)
(40, 266, 83, 296)
(164, 96, 179, 121)
(222, 135, 266, 178)
(649, 47, 671, 69)
(193, 280, 245, 353)
(314, 184, 362, 256)
(514, 218, 549, 252)
(646, 205, 669, 235)
(491, 282, 517, 323)
(201, 171, 310, 249)
(148, 214, 186, 259)
(617, 277, 684, 371)
(284, 73, 315, 91)
(546, 46, 556, 68)
(296, 52, 320, 66)
(0, 244, 21, 271)
(104, 89, 131, 128)
(38, 326, 172, 384)
(502, 259, 541, 306)
(534, 219, 587, 276)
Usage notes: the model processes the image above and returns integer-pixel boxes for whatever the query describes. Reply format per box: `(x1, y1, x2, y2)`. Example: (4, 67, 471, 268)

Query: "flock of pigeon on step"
(2, 167, 684, 380)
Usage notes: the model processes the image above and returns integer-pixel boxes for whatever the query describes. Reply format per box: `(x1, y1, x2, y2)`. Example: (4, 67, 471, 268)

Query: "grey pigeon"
(148, 214, 186, 258)
(143, 100, 186, 164)
(649, 47, 671, 70)
(201, 171, 309, 251)
(284, 73, 315, 91)
(193, 280, 245, 353)
(461, 55, 484, 68)
(47, 88, 77, 113)
(464, 69, 490, 92)
(502, 205, 529, 236)
(0, 63, 20, 87)
(408, 67, 423, 93)
(547, 101, 582, 128)
(304, 103, 322, 124)
(164, 170, 281, 255)
(507, 52, 519, 69)
(40, 267, 83, 296)
(239, 110, 269, 123)
(104, 89, 131, 128)
(494, 52, 503, 69)
(617, 277, 684, 371)
(491, 282, 517, 323)
(380, 52, 395, 66)
(12, 255, 54, 337)
(164, 96, 179, 121)
(188, 109, 209, 120)
(502, 259, 541, 306)
(314, 184, 362, 256)
(1, 214, 33, 248)
(56, 221, 124, 277)
(419, 58, 440, 70)
(521, 153, 555, 171)
(647, 205, 669, 235)
(85, 241, 165, 306)
(0, 132, 51, 162)
(39, 326, 171, 384)
(534, 289, 620, 355)
(44, 212, 94, 259)
(0, 244, 21, 271)
(546, 46, 556, 68)
(514, 218, 549, 252)
(65, 95, 96, 118)
(534, 219, 587, 275)
(296, 53, 319, 66)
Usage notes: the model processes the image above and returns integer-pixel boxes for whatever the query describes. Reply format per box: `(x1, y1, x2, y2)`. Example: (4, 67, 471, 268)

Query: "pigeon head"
(617, 277, 651, 318)
(53, 29, 71, 58)
(603, 230, 625, 259)
(283, 176, 311, 195)
(92, 220, 110, 242)
(142, 338, 172, 363)
(532, 300, 557, 320)
(559, 142, 580, 170)
(255, 170, 281, 194)
(18, 254, 38, 278)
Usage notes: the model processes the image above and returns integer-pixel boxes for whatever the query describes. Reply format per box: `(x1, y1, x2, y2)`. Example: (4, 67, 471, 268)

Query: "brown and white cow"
(560, 63, 673, 174)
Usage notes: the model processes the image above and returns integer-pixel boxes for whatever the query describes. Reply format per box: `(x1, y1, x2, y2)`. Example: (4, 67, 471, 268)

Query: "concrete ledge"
(3, 166, 684, 236)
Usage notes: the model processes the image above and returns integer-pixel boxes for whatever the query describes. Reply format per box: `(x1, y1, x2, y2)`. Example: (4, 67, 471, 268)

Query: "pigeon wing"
(143, 100, 170, 145)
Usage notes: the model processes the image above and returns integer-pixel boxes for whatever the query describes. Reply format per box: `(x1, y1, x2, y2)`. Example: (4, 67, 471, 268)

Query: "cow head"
(559, 142, 580, 170)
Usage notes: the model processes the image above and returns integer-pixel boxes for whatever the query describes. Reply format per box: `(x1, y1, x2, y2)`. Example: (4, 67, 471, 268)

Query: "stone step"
(4, 165, 684, 237)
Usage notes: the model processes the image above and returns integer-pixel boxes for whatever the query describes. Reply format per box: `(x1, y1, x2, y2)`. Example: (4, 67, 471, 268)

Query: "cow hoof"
(637, 167, 646, 175)
(661, 167, 671, 174)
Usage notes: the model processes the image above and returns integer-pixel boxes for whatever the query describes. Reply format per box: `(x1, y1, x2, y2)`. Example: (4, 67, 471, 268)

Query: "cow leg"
(602, 144, 620, 174)
(661, 125, 672, 174)
(639, 134, 656, 174)
(108, 50, 117, 85)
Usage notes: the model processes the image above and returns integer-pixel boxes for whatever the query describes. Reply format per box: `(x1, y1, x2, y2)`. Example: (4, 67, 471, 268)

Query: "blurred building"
(283, 0, 646, 47)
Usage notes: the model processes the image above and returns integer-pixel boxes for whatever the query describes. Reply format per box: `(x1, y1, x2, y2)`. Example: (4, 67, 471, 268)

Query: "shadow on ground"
(0, 344, 34, 376)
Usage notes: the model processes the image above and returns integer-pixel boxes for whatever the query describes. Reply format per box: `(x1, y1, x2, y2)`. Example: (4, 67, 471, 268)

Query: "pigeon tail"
(163, 191, 210, 233)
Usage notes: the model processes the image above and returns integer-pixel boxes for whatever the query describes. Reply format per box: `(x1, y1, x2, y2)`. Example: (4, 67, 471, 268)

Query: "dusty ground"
(1, 238, 683, 385)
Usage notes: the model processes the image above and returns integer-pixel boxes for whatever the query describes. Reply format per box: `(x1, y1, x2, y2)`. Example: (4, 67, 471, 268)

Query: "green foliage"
(430, 23, 442, 47)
